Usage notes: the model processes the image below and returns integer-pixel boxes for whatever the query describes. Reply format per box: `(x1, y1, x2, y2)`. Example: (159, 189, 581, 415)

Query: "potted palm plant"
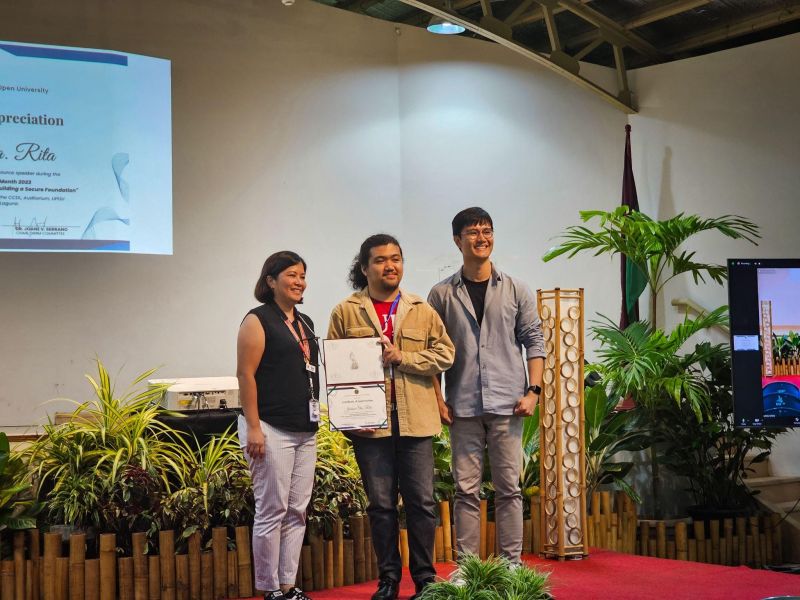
(543, 207, 760, 518)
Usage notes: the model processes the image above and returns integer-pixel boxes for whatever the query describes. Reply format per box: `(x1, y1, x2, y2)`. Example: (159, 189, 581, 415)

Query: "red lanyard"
(283, 315, 311, 363)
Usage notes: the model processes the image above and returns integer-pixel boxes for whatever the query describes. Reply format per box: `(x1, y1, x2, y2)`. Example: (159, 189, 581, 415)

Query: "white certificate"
(327, 385, 388, 431)
(323, 337, 385, 385)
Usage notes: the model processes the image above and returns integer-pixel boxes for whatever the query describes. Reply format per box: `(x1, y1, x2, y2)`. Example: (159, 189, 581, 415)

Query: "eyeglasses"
(461, 228, 494, 240)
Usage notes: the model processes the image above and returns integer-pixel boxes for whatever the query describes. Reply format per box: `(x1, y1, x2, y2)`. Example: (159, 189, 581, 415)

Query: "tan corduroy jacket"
(327, 288, 455, 438)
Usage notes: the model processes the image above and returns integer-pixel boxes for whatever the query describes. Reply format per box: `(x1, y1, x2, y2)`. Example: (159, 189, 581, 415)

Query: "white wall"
(629, 33, 800, 477)
(0, 0, 626, 428)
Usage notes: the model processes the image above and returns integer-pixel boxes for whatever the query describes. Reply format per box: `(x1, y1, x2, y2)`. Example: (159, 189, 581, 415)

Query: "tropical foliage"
(418, 554, 550, 600)
(584, 384, 648, 503)
(543, 207, 759, 329)
(657, 342, 783, 511)
(0, 432, 39, 533)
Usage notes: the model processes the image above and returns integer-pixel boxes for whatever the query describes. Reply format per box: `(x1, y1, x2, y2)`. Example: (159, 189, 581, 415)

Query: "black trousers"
(351, 414, 436, 585)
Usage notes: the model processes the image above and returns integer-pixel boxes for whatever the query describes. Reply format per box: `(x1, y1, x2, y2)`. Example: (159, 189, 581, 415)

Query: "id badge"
(309, 398, 321, 423)
(306, 363, 317, 373)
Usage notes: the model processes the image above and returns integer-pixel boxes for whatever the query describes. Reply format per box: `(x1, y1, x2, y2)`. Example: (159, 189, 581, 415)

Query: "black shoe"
(371, 577, 399, 600)
(264, 592, 285, 600)
(284, 587, 312, 600)
(410, 577, 436, 600)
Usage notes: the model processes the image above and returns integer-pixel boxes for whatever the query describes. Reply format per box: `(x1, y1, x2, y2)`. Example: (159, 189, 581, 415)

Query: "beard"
(378, 277, 400, 292)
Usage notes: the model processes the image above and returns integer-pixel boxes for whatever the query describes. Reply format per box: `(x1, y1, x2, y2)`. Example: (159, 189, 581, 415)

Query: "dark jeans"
(351, 414, 436, 585)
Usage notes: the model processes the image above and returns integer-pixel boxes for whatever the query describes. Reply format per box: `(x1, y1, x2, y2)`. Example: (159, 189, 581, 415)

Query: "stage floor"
(303, 549, 800, 600)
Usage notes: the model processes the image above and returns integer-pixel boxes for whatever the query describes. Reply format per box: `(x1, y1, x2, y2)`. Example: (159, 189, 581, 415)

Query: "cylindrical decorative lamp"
(536, 288, 588, 560)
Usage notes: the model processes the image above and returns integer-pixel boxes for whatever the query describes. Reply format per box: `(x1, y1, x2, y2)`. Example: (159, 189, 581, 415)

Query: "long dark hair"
(254, 251, 307, 303)
(347, 234, 402, 290)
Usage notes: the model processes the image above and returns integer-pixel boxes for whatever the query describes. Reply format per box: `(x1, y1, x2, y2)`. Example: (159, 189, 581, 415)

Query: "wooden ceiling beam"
(394, 0, 637, 113)
(664, 3, 800, 54)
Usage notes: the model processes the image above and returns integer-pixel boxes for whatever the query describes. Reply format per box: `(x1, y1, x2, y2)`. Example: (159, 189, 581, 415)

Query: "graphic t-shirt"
(372, 297, 399, 407)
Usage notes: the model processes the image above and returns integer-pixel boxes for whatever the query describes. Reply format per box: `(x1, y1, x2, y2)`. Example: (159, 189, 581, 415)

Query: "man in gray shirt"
(428, 207, 545, 564)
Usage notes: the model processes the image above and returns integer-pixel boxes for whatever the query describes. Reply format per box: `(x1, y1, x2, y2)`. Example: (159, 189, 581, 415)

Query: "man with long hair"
(327, 234, 454, 600)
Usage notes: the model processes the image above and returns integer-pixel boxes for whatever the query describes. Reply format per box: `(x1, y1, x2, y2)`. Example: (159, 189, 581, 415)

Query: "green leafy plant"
(433, 427, 455, 502)
(0, 432, 40, 533)
(584, 384, 649, 503)
(307, 414, 367, 537)
(658, 342, 783, 512)
(543, 207, 759, 330)
(160, 430, 253, 549)
(418, 554, 550, 600)
(520, 408, 540, 518)
(25, 360, 182, 533)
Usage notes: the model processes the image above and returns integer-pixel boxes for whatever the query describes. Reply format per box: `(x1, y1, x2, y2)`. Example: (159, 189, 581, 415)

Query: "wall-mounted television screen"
(729, 258, 800, 428)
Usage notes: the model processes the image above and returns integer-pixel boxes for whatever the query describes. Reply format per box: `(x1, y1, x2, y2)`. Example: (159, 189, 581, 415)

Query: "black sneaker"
(284, 587, 313, 600)
(371, 577, 399, 600)
(264, 592, 285, 600)
(410, 577, 436, 600)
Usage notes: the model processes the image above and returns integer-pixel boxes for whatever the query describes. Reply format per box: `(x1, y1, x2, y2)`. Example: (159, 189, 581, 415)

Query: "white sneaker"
(448, 569, 466, 587)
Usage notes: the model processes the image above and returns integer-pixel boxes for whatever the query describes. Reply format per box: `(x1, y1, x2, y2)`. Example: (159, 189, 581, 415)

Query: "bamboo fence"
(0, 494, 783, 599)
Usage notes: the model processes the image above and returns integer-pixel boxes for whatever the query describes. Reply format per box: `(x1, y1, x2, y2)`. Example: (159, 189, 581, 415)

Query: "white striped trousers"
(239, 416, 316, 592)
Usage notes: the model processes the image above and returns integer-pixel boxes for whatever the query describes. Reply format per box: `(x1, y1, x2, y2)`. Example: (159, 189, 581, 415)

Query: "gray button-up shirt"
(428, 265, 546, 417)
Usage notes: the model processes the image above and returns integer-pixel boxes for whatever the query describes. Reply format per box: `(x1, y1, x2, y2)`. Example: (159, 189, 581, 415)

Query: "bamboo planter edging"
(0, 495, 782, 600)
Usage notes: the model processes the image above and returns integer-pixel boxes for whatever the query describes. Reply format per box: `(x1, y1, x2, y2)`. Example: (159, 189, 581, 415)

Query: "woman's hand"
(247, 425, 266, 459)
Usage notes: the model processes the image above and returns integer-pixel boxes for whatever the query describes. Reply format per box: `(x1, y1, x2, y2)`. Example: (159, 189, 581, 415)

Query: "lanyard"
(381, 293, 402, 341)
(283, 314, 311, 363)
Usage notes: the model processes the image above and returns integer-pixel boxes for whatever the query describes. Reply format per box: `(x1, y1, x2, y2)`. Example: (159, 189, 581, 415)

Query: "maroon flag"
(619, 124, 645, 329)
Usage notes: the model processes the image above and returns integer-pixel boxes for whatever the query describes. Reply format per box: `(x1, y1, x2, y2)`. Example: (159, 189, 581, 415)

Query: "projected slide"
(0, 41, 172, 253)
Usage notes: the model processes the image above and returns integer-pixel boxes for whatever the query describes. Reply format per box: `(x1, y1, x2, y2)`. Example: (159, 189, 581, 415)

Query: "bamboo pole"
(199, 554, 212, 600)
(99, 533, 116, 600)
(187, 533, 200, 600)
(440, 501, 452, 562)
(749, 517, 761, 567)
(132, 533, 148, 600)
(771, 513, 782, 564)
(333, 520, 344, 588)
(693, 521, 705, 563)
(55, 557, 68, 600)
(68, 534, 85, 600)
(746, 535, 754, 566)
(655, 522, 666, 558)
(723, 519, 734, 566)
(709, 520, 720, 564)
(29, 530, 39, 600)
(434, 527, 444, 563)
(84, 559, 98, 600)
(159, 530, 176, 600)
(370, 545, 378, 582)
(2, 561, 16, 600)
(301, 546, 313, 592)
(486, 522, 496, 557)
(479, 500, 488, 559)
(363, 538, 372, 582)
(174, 555, 188, 600)
(43, 532, 61, 600)
(687, 539, 697, 562)
(309, 532, 324, 591)
(720, 538, 727, 566)
(399, 530, 409, 568)
(324, 541, 334, 589)
(26, 560, 33, 600)
(119, 558, 134, 600)
(342, 540, 354, 587)
(349, 516, 365, 584)
(210, 528, 226, 599)
(674, 522, 687, 561)
(667, 541, 676, 560)
(531, 496, 542, 555)
(234, 527, 252, 599)
(735, 517, 746, 566)
(226, 551, 237, 599)
(147, 556, 160, 600)
(522, 519, 532, 555)
(14, 532, 24, 600)
(610, 514, 618, 552)
(638, 522, 649, 556)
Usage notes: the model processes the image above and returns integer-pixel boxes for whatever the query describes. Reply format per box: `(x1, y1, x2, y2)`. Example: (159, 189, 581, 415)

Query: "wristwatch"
(527, 384, 542, 396)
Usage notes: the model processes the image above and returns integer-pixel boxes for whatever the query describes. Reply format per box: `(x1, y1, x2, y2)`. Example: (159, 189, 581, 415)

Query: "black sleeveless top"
(248, 302, 320, 432)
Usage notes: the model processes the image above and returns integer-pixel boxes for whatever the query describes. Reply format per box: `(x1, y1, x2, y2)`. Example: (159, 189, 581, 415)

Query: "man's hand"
(381, 335, 402, 367)
(246, 425, 266, 459)
(438, 399, 453, 425)
(513, 391, 538, 416)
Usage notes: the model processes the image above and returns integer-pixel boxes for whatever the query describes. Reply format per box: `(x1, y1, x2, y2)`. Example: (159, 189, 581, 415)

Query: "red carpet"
(300, 549, 800, 600)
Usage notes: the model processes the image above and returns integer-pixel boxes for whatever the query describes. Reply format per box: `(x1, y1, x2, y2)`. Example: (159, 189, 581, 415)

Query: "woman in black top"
(237, 251, 318, 600)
